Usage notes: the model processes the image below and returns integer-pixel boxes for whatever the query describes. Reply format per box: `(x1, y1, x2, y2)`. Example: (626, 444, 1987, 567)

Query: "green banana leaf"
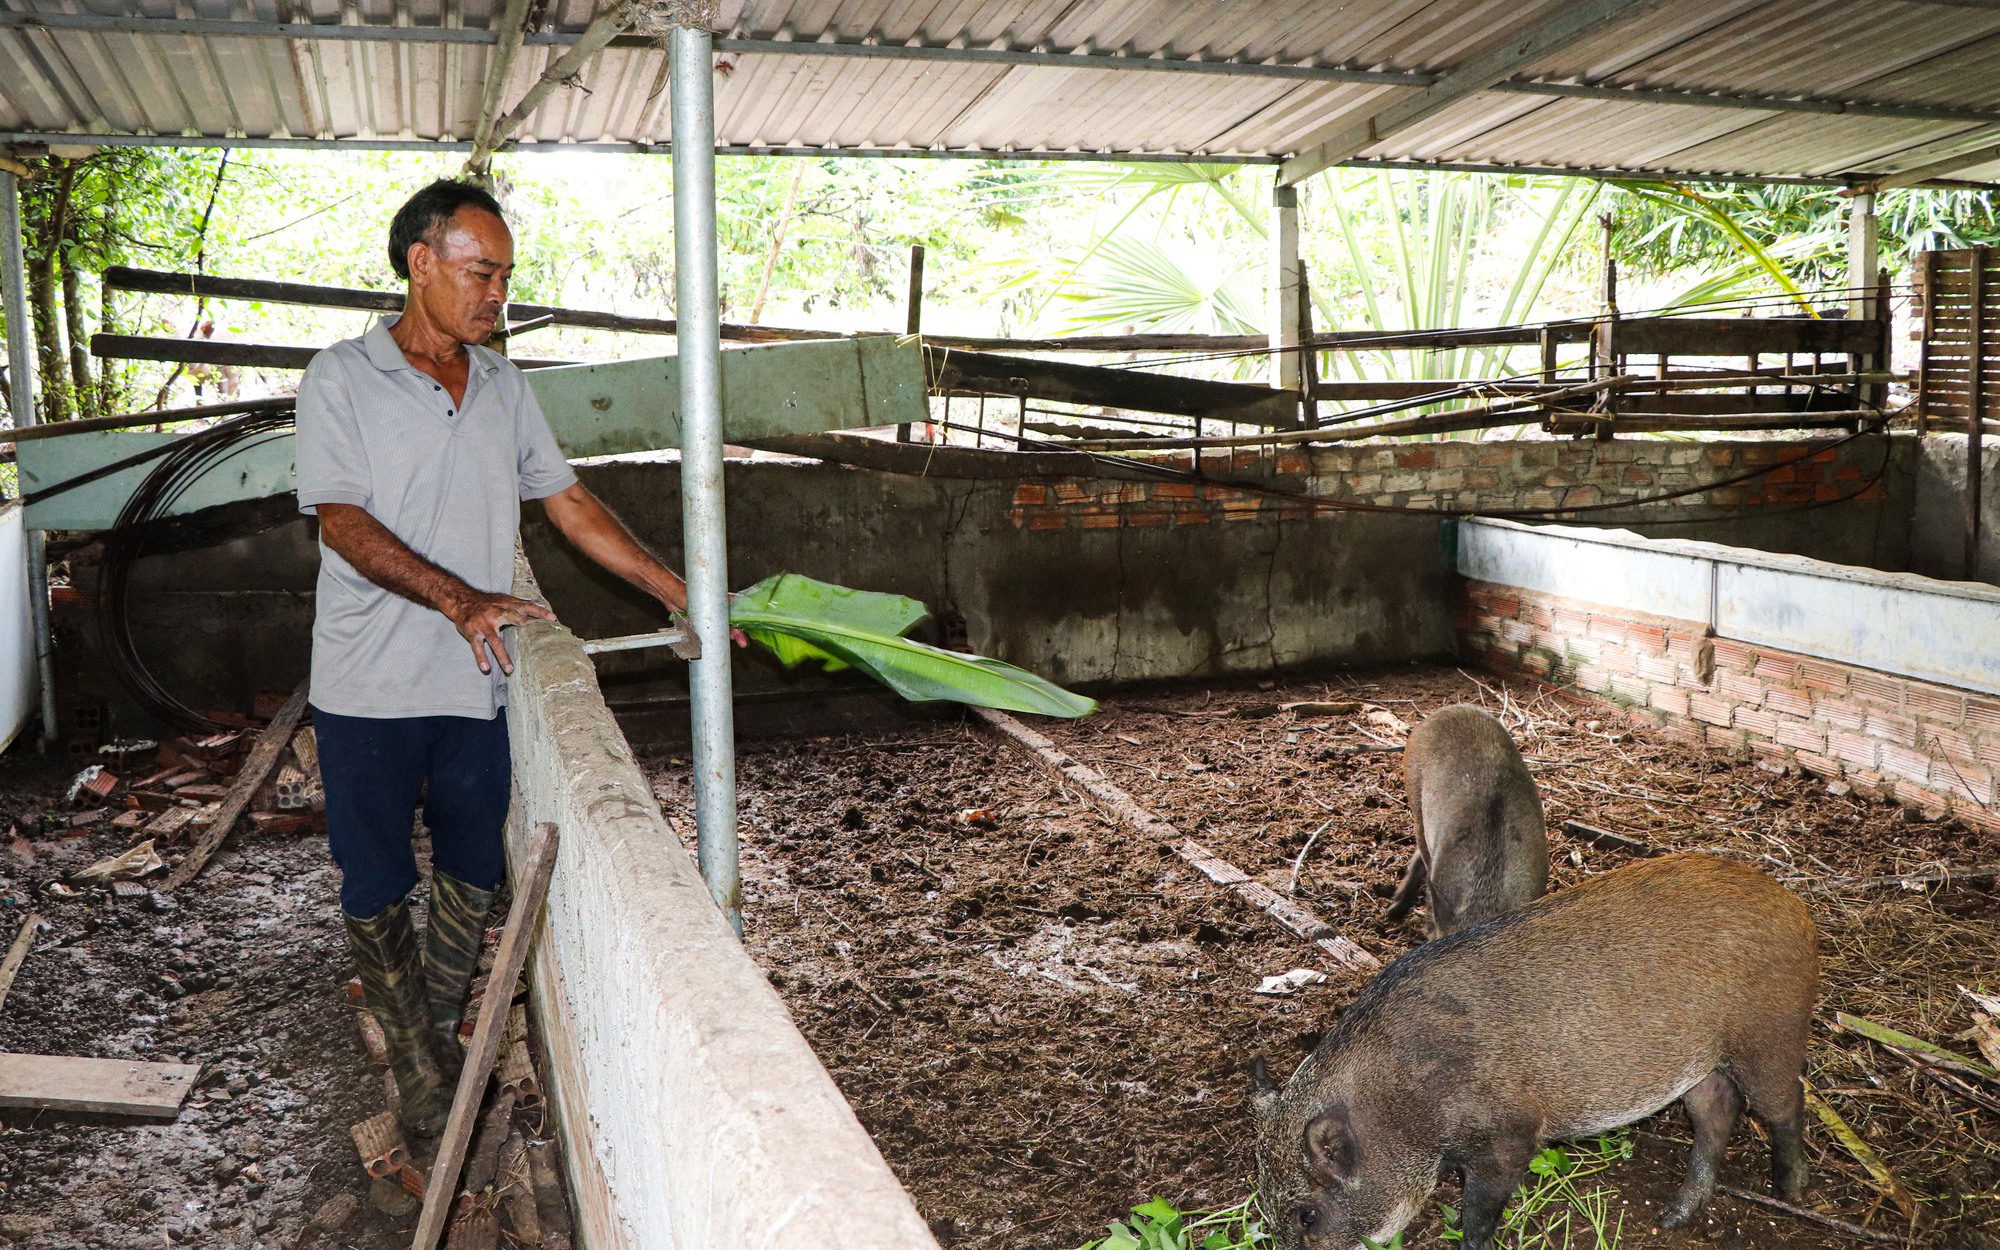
(728, 573, 1098, 719)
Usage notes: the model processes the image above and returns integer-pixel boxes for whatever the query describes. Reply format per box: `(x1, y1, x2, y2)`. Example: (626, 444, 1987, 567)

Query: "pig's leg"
(1660, 1071, 1743, 1229)
(1383, 849, 1426, 923)
(1740, 1062, 1810, 1200)
(1456, 1135, 1537, 1250)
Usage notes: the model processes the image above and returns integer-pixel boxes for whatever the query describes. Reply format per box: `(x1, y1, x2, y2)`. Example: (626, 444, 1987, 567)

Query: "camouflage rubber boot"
(424, 871, 498, 1072)
(345, 900, 451, 1137)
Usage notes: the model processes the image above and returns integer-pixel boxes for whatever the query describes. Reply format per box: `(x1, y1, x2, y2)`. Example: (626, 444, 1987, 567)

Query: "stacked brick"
(1459, 580, 2000, 835)
(1004, 438, 1889, 531)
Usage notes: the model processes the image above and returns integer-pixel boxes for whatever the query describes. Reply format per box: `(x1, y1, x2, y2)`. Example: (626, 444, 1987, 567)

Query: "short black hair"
(387, 179, 506, 280)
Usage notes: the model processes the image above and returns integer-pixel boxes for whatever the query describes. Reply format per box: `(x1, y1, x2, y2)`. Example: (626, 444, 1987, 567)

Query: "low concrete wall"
(52, 435, 1919, 739)
(1910, 434, 2000, 584)
(503, 553, 939, 1250)
(1456, 521, 2000, 834)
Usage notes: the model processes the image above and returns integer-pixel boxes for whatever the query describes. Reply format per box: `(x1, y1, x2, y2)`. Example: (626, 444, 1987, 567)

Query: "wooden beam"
(482, 3, 641, 159)
(1970, 246, 1987, 580)
(1613, 317, 1882, 356)
(88, 333, 571, 371)
(1279, 0, 1665, 185)
(466, 0, 535, 176)
(742, 432, 1150, 480)
(0, 912, 45, 1016)
(161, 682, 310, 891)
(411, 821, 560, 1250)
(928, 348, 1301, 426)
(0, 1053, 199, 1117)
(99, 266, 844, 343)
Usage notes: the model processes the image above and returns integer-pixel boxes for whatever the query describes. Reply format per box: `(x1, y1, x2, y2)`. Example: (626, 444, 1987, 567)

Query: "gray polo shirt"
(295, 317, 576, 719)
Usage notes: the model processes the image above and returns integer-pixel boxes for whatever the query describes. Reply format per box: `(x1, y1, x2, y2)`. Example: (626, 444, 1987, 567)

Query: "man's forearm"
(543, 484, 687, 610)
(316, 503, 476, 617)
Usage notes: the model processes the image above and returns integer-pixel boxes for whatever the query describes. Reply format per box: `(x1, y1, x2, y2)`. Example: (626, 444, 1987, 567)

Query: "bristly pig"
(1253, 854, 1818, 1250)
(1384, 704, 1547, 937)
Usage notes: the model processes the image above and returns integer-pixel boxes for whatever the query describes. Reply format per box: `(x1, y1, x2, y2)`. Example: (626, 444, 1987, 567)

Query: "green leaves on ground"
(1440, 1131, 1635, 1250)
(728, 573, 1097, 719)
(1078, 1195, 1270, 1250)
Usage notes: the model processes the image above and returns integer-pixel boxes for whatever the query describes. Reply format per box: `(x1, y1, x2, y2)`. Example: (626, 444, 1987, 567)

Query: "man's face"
(408, 206, 514, 345)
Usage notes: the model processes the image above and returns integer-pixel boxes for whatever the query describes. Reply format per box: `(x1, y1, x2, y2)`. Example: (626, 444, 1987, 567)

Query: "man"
(296, 179, 694, 1136)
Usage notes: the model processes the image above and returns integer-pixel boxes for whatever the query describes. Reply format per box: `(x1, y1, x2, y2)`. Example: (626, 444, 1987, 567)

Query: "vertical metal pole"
(2, 172, 58, 750)
(670, 20, 740, 934)
(1269, 181, 1301, 392)
(898, 244, 924, 443)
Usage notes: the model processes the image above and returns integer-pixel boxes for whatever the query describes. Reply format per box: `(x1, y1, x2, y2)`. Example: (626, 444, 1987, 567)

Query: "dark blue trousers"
(313, 707, 512, 918)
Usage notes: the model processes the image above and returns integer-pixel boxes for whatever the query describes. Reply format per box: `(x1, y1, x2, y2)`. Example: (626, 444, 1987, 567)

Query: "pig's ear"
(1302, 1104, 1359, 1183)
(1249, 1057, 1279, 1122)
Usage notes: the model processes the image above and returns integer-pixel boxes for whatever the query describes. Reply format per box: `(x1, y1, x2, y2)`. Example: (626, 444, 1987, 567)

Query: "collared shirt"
(295, 316, 576, 719)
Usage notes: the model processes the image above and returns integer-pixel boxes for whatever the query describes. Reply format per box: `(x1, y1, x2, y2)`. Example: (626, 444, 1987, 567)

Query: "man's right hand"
(445, 590, 556, 676)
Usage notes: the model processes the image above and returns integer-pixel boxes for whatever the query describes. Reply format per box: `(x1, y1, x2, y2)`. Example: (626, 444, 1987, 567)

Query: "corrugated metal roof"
(3, 0, 1999, 184)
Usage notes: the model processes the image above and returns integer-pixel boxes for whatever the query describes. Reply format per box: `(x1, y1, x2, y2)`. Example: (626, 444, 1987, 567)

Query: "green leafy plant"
(1439, 1132, 1635, 1250)
(1077, 1194, 1270, 1250)
(728, 573, 1097, 719)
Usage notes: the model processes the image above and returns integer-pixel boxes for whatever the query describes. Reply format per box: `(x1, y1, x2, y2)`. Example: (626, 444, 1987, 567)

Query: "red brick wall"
(1458, 579, 2000, 835)
(1003, 438, 1889, 532)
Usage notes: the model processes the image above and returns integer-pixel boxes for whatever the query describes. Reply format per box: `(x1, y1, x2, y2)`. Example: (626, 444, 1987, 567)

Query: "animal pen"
(3, 2, 2000, 1249)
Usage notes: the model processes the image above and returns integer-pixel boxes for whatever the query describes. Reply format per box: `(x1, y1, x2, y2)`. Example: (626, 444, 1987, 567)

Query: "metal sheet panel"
(3, 0, 2000, 179)
(19, 335, 926, 529)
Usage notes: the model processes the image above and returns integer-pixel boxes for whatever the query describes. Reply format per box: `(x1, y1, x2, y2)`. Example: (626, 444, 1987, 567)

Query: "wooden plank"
(0, 1053, 199, 1116)
(929, 348, 1302, 427)
(1971, 246, 1987, 580)
(0, 912, 45, 1015)
(972, 708, 1380, 973)
(91, 334, 570, 372)
(1616, 317, 1882, 356)
(160, 681, 309, 891)
(411, 821, 560, 1250)
(99, 265, 843, 345)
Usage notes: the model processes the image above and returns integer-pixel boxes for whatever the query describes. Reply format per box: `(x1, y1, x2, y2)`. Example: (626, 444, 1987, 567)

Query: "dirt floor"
(641, 664, 2000, 1250)
(0, 749, 566, 1249)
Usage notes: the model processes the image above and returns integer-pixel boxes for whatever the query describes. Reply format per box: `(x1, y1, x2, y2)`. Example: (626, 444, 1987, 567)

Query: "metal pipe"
(671, 20, 741, 936)
(1, 171, 60, 749)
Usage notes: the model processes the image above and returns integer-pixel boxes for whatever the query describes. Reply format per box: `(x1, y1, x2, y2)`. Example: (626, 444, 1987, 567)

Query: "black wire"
(98, 409, 298, 732)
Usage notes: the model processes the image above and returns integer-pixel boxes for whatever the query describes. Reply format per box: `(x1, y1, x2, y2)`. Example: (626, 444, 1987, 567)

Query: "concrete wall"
(1457, 523, 2000, 835)
(503, 553, 940, 1250)
(1910, 434, 2000, 584)
(50, 435, 1919, 741)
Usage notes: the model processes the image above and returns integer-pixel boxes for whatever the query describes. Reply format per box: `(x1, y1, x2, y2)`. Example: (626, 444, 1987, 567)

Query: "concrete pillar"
(1848, 188, 1879, 321)
(1269, 182, 1301, 392)
(2, 170, 58, 749)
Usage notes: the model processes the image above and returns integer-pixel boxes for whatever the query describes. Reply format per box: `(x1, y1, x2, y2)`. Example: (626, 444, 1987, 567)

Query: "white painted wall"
(503, 553, 940, 1250)
(1458, 517, 2000, 697)
(0, 502, 38, 754)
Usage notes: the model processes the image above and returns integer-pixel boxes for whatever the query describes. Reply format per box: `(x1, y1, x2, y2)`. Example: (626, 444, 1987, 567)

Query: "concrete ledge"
(1457, 517, 2000, 697)
(503, 552, 939, 1250)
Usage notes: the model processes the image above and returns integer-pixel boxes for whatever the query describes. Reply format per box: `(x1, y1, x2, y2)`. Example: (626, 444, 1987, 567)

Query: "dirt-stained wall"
(53, 435, 1917, 741)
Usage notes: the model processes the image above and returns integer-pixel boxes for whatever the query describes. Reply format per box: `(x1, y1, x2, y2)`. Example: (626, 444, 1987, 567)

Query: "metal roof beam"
(5, 13, 1998, 129)
(1278, 0, 1667, 186)
(1875, 139, 2000, 188)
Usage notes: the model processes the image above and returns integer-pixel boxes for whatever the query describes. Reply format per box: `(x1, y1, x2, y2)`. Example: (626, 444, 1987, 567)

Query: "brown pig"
(1251, 853, 1818, 1250)
(1384, 704, 1547, 937)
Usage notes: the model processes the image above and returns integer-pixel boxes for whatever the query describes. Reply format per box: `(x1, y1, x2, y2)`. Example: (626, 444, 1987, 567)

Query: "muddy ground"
(0, 750, 557, 1249)
(643, 664, 2000, 1250)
